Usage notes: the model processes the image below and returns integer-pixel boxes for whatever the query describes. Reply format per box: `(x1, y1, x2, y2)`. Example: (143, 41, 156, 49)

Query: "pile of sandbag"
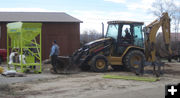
(0, 68, 25, 77)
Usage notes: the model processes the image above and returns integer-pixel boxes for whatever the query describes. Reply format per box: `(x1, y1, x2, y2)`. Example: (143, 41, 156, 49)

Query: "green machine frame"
(7, 22, 42, 73)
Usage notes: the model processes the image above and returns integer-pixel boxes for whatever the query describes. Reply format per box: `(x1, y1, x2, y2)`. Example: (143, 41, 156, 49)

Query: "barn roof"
(0, 12, 82, 23)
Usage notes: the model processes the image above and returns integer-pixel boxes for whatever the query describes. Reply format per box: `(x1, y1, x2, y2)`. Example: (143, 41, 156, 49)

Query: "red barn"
(0, 12, 82, 60)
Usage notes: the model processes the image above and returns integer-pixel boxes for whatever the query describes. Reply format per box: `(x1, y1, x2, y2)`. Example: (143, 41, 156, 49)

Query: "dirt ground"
(1, 61, 180, 98)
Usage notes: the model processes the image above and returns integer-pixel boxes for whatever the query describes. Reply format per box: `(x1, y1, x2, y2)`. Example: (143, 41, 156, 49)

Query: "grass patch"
(103, 75, 160, 82)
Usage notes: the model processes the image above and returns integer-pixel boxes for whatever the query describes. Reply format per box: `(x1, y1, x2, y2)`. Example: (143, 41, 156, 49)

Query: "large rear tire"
(91, 55, 108, 72)
(124, 50, 145, 74)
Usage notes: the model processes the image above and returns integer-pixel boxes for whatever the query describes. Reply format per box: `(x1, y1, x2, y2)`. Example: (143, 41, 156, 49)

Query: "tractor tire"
(91, 55, 108, 72)
(124, 50, 145, 74)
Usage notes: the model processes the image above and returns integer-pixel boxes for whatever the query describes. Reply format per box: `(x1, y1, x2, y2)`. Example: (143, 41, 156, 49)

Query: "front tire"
(91, 55, 108, 72)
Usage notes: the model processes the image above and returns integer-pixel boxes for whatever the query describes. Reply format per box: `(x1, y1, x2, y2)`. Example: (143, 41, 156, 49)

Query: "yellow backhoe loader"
(55, 12, 172, 75)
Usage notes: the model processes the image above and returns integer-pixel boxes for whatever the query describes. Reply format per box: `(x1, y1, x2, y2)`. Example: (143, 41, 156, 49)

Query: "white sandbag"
(2, 70, 16, 75)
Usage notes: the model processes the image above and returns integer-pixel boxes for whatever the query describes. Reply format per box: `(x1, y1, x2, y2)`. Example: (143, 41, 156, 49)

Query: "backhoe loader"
(55, 12, 172, 75)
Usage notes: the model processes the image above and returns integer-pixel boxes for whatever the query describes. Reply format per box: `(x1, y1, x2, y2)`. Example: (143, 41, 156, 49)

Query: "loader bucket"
(54, 56, 80, 74)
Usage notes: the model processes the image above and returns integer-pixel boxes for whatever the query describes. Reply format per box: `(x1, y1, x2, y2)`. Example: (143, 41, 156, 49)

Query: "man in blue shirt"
(50, 40, 59, 73)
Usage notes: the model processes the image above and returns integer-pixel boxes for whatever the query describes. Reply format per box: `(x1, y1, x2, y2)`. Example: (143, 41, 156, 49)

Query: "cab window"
(133, 25, 144, 47)
(106, 24, 119, 41)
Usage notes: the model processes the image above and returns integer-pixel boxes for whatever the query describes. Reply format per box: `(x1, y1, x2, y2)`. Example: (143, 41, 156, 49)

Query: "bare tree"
(173, 7, 180, 34)
(80, 30, 102, 46)
(151, 0, 180, 58)
(151, 0, 180, 32)
(151, 0, 177, 17)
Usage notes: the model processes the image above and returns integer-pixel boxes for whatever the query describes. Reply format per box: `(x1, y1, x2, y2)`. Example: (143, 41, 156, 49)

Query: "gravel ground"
(0, 61, 180, 98)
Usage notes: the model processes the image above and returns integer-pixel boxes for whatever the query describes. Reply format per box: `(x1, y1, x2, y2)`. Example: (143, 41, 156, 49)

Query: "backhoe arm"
(144, 12, 172, 62)
(161, 13, 172, 60)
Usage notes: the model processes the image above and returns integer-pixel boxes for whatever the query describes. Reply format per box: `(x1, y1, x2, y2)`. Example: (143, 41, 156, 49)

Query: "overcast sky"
(0, 0, 180, 33)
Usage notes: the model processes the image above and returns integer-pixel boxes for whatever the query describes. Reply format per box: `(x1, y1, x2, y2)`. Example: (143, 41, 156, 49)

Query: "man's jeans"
(51, 55, 57, 72)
